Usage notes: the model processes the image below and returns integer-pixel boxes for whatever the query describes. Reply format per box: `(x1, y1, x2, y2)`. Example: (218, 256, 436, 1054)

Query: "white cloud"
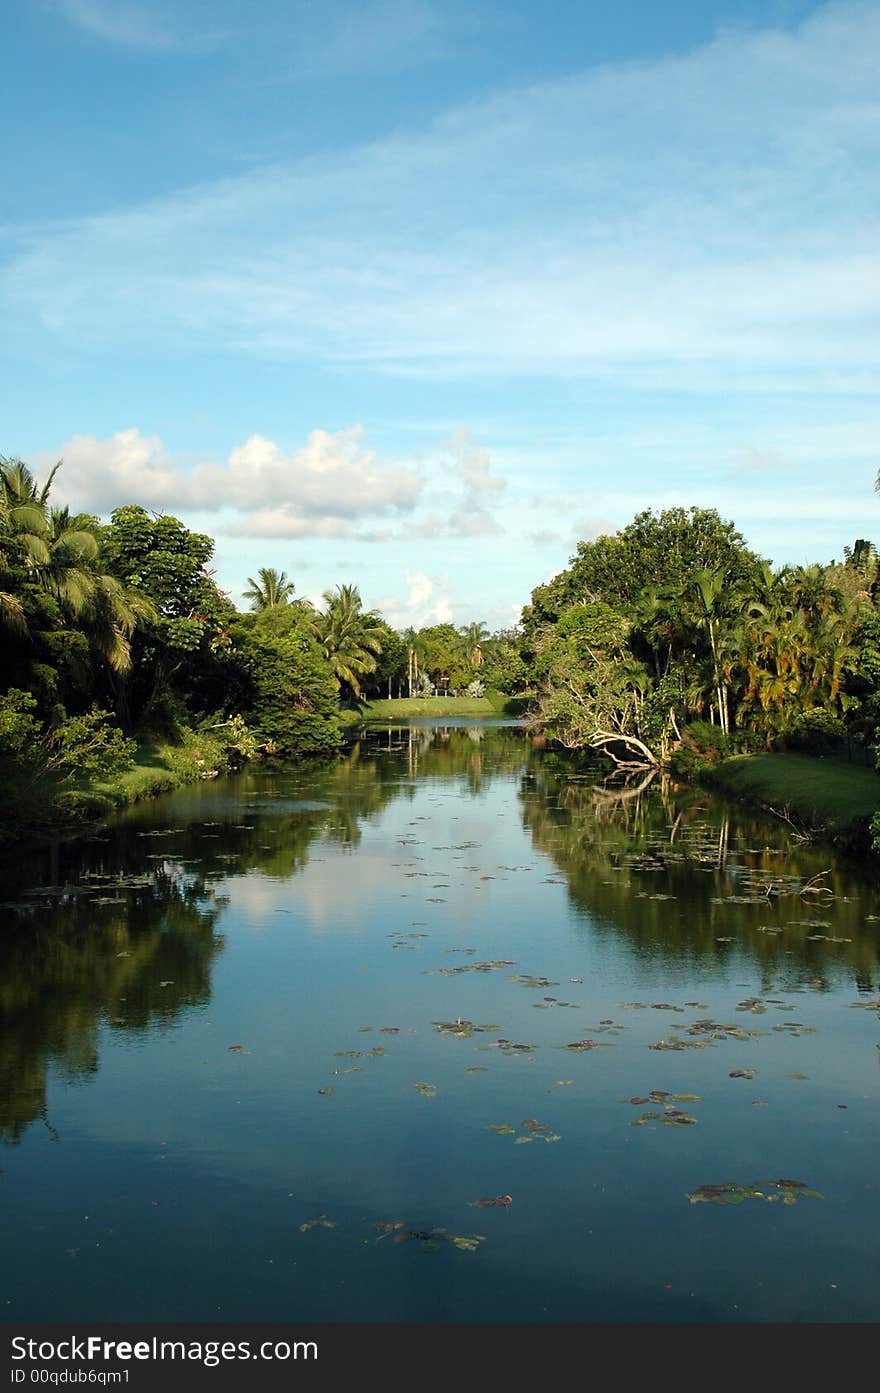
(409, 429, 506, 537)
(373, 571, 456, 630)
(41, 427, 181, 511)
(9, 3, 880, 391)
(570, 516, 616, 545)
(42, 425, 422, 537)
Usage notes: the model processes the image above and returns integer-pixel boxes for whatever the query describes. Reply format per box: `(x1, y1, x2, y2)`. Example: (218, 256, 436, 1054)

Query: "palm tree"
(0, 456, 156, 672)
(402, 627, 429, 697)
(243, 568, 296, 611)
(689, 569, 730, 735)
(318, 584, 385, 699)
(458, 621, 489, 669)
(0, 457, 53, 575)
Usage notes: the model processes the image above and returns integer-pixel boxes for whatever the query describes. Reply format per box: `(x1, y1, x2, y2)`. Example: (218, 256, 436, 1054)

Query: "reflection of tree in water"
(520, 759, 880, 986)
(0, 870, 224, 1145)
(360, 724, 531, 796)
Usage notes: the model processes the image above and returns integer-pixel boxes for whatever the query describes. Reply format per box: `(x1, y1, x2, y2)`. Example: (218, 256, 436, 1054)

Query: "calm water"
(2, 722, 879, 1323)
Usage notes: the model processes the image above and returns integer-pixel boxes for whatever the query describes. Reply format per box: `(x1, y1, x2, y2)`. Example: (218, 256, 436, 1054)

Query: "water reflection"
(519, 752, 880, 986)
(0, 869, 224, 1143)
(1, 722, 879, 1324)
(1, 723, 877, 1152)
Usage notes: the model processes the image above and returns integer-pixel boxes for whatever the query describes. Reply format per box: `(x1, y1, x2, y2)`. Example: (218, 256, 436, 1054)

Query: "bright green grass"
(710, 753, 880, 834)
(346, 692, 532, 722)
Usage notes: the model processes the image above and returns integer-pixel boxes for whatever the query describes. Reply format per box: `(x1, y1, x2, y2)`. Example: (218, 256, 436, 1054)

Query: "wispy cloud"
(44, 0, 463, 67)
(10, 3, 880, 393)
(410, 429, 506, 538)
(289, 0, 457, 78)
(44, 0, 191, 50)
(374, 570, 456, 629)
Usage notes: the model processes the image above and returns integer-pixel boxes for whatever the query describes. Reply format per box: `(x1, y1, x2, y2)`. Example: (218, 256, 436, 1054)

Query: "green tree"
(228, 607, 341, 755)
(458, 621, 490, 669)
(100, 505, 232, 724)
(243, 568, 297, 611)
(316, 584, 385, 700)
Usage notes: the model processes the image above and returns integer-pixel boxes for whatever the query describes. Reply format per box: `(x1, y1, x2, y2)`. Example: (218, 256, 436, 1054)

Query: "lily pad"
(686, 1179, 824, 1206)
(299, 1215, 336, 1231)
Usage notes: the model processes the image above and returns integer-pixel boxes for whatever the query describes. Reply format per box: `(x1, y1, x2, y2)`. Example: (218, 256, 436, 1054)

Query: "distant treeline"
(2, 459, 879, 844)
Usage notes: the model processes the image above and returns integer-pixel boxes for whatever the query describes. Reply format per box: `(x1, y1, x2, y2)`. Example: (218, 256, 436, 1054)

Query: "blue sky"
(3, 0, 878, 628)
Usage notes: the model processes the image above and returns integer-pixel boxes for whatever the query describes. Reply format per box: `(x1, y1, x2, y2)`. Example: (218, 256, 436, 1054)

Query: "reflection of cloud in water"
(223, 852, 400, 935)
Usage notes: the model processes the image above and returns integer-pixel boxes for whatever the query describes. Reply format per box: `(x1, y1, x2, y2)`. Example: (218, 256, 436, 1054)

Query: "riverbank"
(0, 727, 245, 846)
(702, 752, 880, 850)
(341, 692, 532, 724)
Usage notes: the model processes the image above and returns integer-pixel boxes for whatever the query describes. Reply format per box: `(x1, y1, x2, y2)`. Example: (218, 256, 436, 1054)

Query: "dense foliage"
(3, 455, 879, 847)
(0, 457, 522, 839)
(523, 507, 879, 780)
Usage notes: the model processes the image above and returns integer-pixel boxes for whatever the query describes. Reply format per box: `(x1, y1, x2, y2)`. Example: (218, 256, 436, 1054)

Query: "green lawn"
(709, 752, 880, 835)
(345, 692, 531, 722)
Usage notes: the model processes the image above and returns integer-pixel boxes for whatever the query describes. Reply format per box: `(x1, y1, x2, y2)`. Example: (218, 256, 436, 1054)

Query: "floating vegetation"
(479, 1038, 537, 1054)
(623, 1090, 701, 1127)
(374, 1220, 485, 1253)
(427, 959, 515, 977)
(486, 1123, 516, 1135)
(465, 1066, 489, 1074)
(785, 1072, 810, 1080)
(433, 1020, 500, 1038)
(679, 1018, 763, 1043)
(621, 1091, 701, 1105)
(557, 1038, 613, 1052)
(772, 1023, 816, 1036)
(686, 1180, 824, 1206)
(469, 1195, 513, 1209)
(729, 1069, 758, 1079)
(300, 1215, 336, 1231)
(507, 975, 560, 989)
(631, 1107, 697, 1127)
(412, 1081, 438, 1098)
(227, 1044, 250, 1054)
(737, 998, 767, 1014)
(517, 1117, 562, 1144)
(317, 1087, 334, 1096)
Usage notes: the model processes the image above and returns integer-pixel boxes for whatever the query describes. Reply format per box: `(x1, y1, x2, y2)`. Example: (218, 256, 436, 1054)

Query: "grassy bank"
(341, 691, 532, 724)
(0, 726, 248, 846)
(705, 752, 880, 848)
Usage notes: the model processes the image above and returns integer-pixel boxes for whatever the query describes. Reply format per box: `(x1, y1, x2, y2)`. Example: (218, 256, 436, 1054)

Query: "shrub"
(670, 720, 730, 776)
